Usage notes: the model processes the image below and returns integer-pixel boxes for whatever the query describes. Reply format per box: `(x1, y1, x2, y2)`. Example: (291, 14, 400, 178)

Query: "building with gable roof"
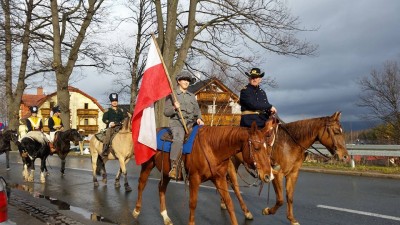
(188, 78, 241, 126)
(20, 86, 105, 136)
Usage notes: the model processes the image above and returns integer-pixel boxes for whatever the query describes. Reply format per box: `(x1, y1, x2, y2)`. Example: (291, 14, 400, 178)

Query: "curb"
(300, 167, 400, 179)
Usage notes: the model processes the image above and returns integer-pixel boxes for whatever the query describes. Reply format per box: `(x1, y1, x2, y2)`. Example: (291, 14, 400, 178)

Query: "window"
(84, 103, 89, 109)
(84, 119, 89, 125)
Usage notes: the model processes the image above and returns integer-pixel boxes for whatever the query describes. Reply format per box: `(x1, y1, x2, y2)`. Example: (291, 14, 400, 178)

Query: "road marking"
(317, 205, 400, 221)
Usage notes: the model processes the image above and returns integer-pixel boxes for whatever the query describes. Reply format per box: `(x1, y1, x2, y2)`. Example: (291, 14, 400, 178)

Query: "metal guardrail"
(308, 144, 400, 157)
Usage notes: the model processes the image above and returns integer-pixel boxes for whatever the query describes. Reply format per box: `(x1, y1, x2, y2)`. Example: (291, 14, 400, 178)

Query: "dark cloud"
(262, 0, 400, 127)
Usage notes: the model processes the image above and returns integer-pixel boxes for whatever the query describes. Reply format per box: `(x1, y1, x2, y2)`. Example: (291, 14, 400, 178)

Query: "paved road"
(1, 151, 400, 225)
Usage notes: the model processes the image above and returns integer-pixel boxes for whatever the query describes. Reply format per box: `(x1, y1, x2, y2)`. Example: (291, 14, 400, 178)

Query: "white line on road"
(317, 205, 400, 221)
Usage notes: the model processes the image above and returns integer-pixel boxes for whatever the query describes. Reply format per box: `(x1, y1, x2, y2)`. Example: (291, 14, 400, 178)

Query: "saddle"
(94, 125, 122, 143)
(160, 122, 197, 143)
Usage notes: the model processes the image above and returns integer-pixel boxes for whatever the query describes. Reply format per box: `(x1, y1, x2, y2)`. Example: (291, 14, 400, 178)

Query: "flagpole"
(151, 34, 189, 134)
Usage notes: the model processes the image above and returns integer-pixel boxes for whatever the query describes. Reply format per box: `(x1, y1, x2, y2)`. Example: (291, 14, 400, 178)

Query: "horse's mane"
(280, 116, 329, 142)
(197, 126, 247, 150)
(121, 115, 132, 131)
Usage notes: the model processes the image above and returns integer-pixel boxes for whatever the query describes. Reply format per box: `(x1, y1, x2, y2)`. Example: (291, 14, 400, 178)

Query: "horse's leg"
(188, 175, 202, 225)
(262, 171, 285, 216)
(122, 158, 132, 192)
(133, 160, 155, 219)
(224, 159, 253, 220)
(285, 172, 300, 225)
(91, 153, 100, 187)
(28, 158, 36, 182)
(213, 177, 239, 225)
(40, 157, 47, 183)
(5, 151, 10, 170)
(60, 157, 67, 175)
(159, 173, 172, 225)
(115, 167, 122, 188)
(22, 163, 29, 181)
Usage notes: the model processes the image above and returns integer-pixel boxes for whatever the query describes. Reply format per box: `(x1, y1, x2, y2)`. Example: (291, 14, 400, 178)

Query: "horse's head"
(242, 121, 274, 183)
(317, 111, 349, 161)
(1, 130, 18, 143)
(69, 129, 83, 145)
(261, 117, 280, 146)
(120, 112, 133, 132)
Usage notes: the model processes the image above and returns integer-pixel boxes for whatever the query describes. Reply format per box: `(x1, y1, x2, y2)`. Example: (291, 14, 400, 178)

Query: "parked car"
(0, 177, 12, 224)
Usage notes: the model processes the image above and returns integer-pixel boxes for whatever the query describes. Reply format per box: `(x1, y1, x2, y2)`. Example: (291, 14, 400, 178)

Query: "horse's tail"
(96, 157, 104, 175)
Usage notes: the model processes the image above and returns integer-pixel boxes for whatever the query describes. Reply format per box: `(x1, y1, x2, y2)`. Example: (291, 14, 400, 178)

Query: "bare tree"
(50, 0, 108, 129)
(358, 60, 400, 144)
(109, 0, 155, 112)
(150, 0, 316, 126)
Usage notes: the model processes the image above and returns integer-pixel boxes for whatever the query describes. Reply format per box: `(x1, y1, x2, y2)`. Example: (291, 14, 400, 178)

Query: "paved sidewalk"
(7, 188, 115, 225)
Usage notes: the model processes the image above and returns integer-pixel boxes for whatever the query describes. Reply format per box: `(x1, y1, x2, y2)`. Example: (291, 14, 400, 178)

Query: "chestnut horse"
(132, 118, 279, 225)
(89, 113, 133, 192)
(224, 111, 349, 225)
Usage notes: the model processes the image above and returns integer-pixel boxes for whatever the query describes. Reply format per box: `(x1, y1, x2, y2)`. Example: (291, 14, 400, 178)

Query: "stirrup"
(169, 165, 178, 180)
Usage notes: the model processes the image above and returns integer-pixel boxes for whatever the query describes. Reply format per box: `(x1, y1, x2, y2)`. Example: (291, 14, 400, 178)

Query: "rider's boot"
(101, 143, 109, 159)
(169, 160, 178, 180)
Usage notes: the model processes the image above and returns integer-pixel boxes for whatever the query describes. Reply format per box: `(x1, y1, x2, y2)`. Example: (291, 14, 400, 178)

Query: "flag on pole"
(132, 38, 172, 165)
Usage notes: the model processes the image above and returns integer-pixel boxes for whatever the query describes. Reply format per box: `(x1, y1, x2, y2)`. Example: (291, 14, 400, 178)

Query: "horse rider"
(24, 105, 52, 154)
(239, 68, 280, 171)
(101, 93, 125, 158)
(26, 106, 43, 132)
(48, 106, 64, 152)
(164, 71, 204, 180)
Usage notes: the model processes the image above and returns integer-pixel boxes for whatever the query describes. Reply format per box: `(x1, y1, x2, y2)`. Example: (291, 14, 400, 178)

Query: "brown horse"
(224, 111, 349, 225)
(132, 118, 279, 225)
(89, 113, 133, 192)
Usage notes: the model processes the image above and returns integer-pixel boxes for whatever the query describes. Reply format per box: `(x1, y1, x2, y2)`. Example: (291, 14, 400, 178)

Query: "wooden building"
(188, 78, 241, 126)
(20, 86, 105, 136)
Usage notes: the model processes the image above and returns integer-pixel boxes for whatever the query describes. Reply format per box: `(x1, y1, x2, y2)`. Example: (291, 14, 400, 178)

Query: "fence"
(306, 144, 400, 167)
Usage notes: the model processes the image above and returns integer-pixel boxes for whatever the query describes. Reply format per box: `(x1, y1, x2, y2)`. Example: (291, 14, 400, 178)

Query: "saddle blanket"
(156, 125, 201, 154)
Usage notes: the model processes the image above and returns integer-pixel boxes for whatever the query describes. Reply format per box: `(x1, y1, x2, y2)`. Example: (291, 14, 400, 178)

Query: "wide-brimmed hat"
(176, 71, 196, 84)
(245, 68, 265, 78)
(109, 93, 118, 102)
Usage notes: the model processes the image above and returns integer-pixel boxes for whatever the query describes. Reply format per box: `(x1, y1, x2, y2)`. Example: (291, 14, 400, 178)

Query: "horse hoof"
(102, 179, 107, 184)
(220, 202, 227, 210)
(291, 221, 300, 225)
(94, 182, 99, 187)
(115, 183, 121, 188)
(163, 218, 173, 225)
(132, 209, 140, 219)
(125, 186, 132, 192)
(262, 208, 271, 215)
(244, 211, 253, 220)
(6, 167, 10, 171)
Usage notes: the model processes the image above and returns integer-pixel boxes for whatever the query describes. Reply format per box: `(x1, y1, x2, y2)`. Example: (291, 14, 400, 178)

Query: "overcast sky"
(66, 0, 400, 129)
(261, 0, 400, 127)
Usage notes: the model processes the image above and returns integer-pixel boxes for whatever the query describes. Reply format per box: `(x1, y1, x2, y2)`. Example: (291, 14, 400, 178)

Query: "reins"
(275, 114, 331, 160)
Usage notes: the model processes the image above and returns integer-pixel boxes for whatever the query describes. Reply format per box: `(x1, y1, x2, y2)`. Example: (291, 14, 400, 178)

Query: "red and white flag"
(132, 37, 172, 165)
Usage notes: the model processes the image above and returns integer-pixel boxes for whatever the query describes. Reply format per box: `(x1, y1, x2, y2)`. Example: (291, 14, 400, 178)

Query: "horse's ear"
(332, 111, 341, 121)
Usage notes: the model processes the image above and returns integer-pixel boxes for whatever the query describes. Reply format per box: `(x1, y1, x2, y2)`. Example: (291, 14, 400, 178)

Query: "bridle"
(242, 135, 268, 179)
(321, 122, 341, 157)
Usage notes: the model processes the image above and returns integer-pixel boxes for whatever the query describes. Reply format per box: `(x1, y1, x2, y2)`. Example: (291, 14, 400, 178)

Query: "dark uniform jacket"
(102, 107, 125, 127)
(239, 83, 273, 128)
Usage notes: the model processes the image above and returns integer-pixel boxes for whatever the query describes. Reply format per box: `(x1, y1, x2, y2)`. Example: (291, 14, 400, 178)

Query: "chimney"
(37, 87, 44, 95)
